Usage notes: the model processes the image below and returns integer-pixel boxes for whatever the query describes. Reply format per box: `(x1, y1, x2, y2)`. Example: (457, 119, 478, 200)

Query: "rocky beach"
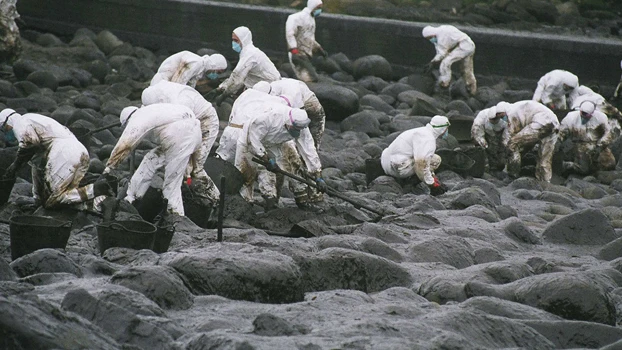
(3, 0, 622, 349)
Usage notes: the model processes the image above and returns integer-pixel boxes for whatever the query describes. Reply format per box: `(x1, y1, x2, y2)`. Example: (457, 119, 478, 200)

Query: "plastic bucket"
(9, 215, 72, 260)
(132, 187, 166, 223)
(96, 220, 157, 255)
(152, 224, 175, 253)
(0, 177, 15, 206)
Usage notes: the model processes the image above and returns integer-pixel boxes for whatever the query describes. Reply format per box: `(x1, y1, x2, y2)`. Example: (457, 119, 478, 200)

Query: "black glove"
(319, 47, 328, 58)
(205, 87, 224, 102)
(315, 177, 328, 193)
(214, 91, 229, 107)
(429, 176, 448, 196)
(264, 157, 279, 172)
(3, 162, 17, 180)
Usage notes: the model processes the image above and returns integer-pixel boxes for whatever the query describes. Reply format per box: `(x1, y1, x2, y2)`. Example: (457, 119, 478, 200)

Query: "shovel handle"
(77, 122, 122, 140)
(251, 157, 384, 216)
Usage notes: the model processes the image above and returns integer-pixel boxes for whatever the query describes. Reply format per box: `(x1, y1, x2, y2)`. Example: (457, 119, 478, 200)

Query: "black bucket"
(96, 220, 157, 255)
(0, 177, 15, 206)
(9, 215, 72, 260)
(436, 149, 476, 176)
(204, 157, 244, 195)
(132, 187, 167, 223)
(152, 224, 175, 253)
(181, 184, 214, 228)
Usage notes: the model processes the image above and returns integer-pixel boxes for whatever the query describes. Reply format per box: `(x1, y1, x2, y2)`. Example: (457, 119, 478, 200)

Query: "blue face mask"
(429, 37, 438, 44)
(206, 72, 219, 80)
(232, 41, 242, 53)
(502, 115, 508, 123)
(4, 129, 17, 145)
(441, 129, 449, 140)
(287, 126, 301, 139)
(313, 9, 322, 17)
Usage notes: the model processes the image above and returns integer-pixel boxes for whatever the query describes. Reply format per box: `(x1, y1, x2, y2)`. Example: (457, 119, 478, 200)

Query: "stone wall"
(17, 0, 622, 82)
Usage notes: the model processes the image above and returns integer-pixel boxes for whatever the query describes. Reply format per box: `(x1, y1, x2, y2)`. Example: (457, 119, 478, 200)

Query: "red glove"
(432, 176, 441, 188)
(290, 48, 300, 55)
(186, 177, 192, 186)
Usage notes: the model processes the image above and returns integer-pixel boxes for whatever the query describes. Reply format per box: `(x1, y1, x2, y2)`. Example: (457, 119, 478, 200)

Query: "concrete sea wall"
(17, 0, 622, 83)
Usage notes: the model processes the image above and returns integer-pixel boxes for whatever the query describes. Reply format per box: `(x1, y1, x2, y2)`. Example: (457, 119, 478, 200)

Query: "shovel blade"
(204, 157, 244, 195)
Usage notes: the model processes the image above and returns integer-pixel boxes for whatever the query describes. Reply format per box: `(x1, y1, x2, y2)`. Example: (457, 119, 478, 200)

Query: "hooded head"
(561, 73, 579, 92)
(120, 106, 139, 127)
(205, 54, 227, 71)
(579, 100, 596, 118)
(307, 0, 322, 10)
(0, 108, 18, 129)
(286, 108, 310, 138)
(233, 26, 253, 50)
(253, 81, 271, 94)
(495, 101, 511, 117)
(429, 115, 450, 139)
(422, 26, 437, 39)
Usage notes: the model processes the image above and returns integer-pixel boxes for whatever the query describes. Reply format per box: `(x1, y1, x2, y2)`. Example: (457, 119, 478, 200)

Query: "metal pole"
(217, 176, 225, 242)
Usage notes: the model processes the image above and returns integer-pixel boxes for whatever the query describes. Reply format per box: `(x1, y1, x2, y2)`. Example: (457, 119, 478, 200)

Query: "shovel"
(252, 157, 386, 220)
(75, 122, 122, 141)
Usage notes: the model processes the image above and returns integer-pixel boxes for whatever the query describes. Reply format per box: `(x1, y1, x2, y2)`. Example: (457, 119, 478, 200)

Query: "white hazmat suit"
(218, 26, 281, 96)
(235, 105, 322, 206)
(422, 25, 477, 94)
(0, 109, 100, 208)
(381, 116, 449, 190)
(471, 106, 509, 171)
(141, 80, 220, 204)
(569, 85, 622, 136)
(497, 100, 560, 182)
(104, 104, 201, 216)
(532, 69, 579, 110)
(215, 88, 292, 163)
(150, 51, 227, 88)
(560, 101, 615, 174)
(254, 78, 326, 148)
(285, 0, 325, 82)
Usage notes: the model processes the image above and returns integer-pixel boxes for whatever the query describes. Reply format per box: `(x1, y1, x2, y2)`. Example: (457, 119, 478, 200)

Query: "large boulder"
(295, 247, 412, 293)
(407, 236, 475, 268)
(10, 249, 82, 278)
(542, 209, 616, 245)
(465, 271, 618, 325)
(61, 288, 175, 350)
(340, 110, 384, 137)
(352, 54, 393, 80)
(162, 244, 304, 303)
(308, 82, 360, 121)
(110, 265, 194, 310)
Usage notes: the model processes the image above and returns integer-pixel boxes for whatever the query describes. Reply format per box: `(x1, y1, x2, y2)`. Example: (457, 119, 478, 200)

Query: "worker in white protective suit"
(0, 108, 114, 209)
(253, 79, 327, 205)
(104, 104, 201, 216)
(532, 69, 579, 110)
(235, 104, 326, 209)
(471, 106, 510, 172)
(380, 115, 451, 196)
(560, 101, 616, 174)
(150, 51, 228, 88)
(285, 0, 327, 82)
(141, 81, 220, 205)
(211, 26, 281, 106)
(253, 78, 325, 148)
(422, 25, 477, 95)
(496, 100, 560, 182)
(569, 85, 622, 136)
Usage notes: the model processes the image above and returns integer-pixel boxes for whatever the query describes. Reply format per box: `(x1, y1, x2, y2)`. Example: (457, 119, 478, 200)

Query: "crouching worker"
(496, 100, 560, 182)
(103, 104, 201, 216)
(380, 115, 451, 196)
(471, 106, 509, 173)
(235, 105, 326, 209)
(0, 108, 114, 209)
(560, 101, 615, 175)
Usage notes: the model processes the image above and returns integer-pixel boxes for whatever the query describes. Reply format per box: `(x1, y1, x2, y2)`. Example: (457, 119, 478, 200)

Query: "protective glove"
(290, 48, 300, 55)
(478, 140, 488, 149)
(214, 91, 229, 107)
(261, 155, 279, 172)
(429, 176, 448, 196)
(205, 87, 224, 102)
(3, 162, 17, 180)
(319, 47, 328, 58)
(315, 177, 328, 193)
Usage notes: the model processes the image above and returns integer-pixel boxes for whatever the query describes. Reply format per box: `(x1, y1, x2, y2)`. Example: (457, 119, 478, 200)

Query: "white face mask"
(488, 120, 507, 132)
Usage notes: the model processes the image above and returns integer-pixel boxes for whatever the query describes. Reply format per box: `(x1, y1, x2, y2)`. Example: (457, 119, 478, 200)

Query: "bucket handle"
(104, 221, 154, 234)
